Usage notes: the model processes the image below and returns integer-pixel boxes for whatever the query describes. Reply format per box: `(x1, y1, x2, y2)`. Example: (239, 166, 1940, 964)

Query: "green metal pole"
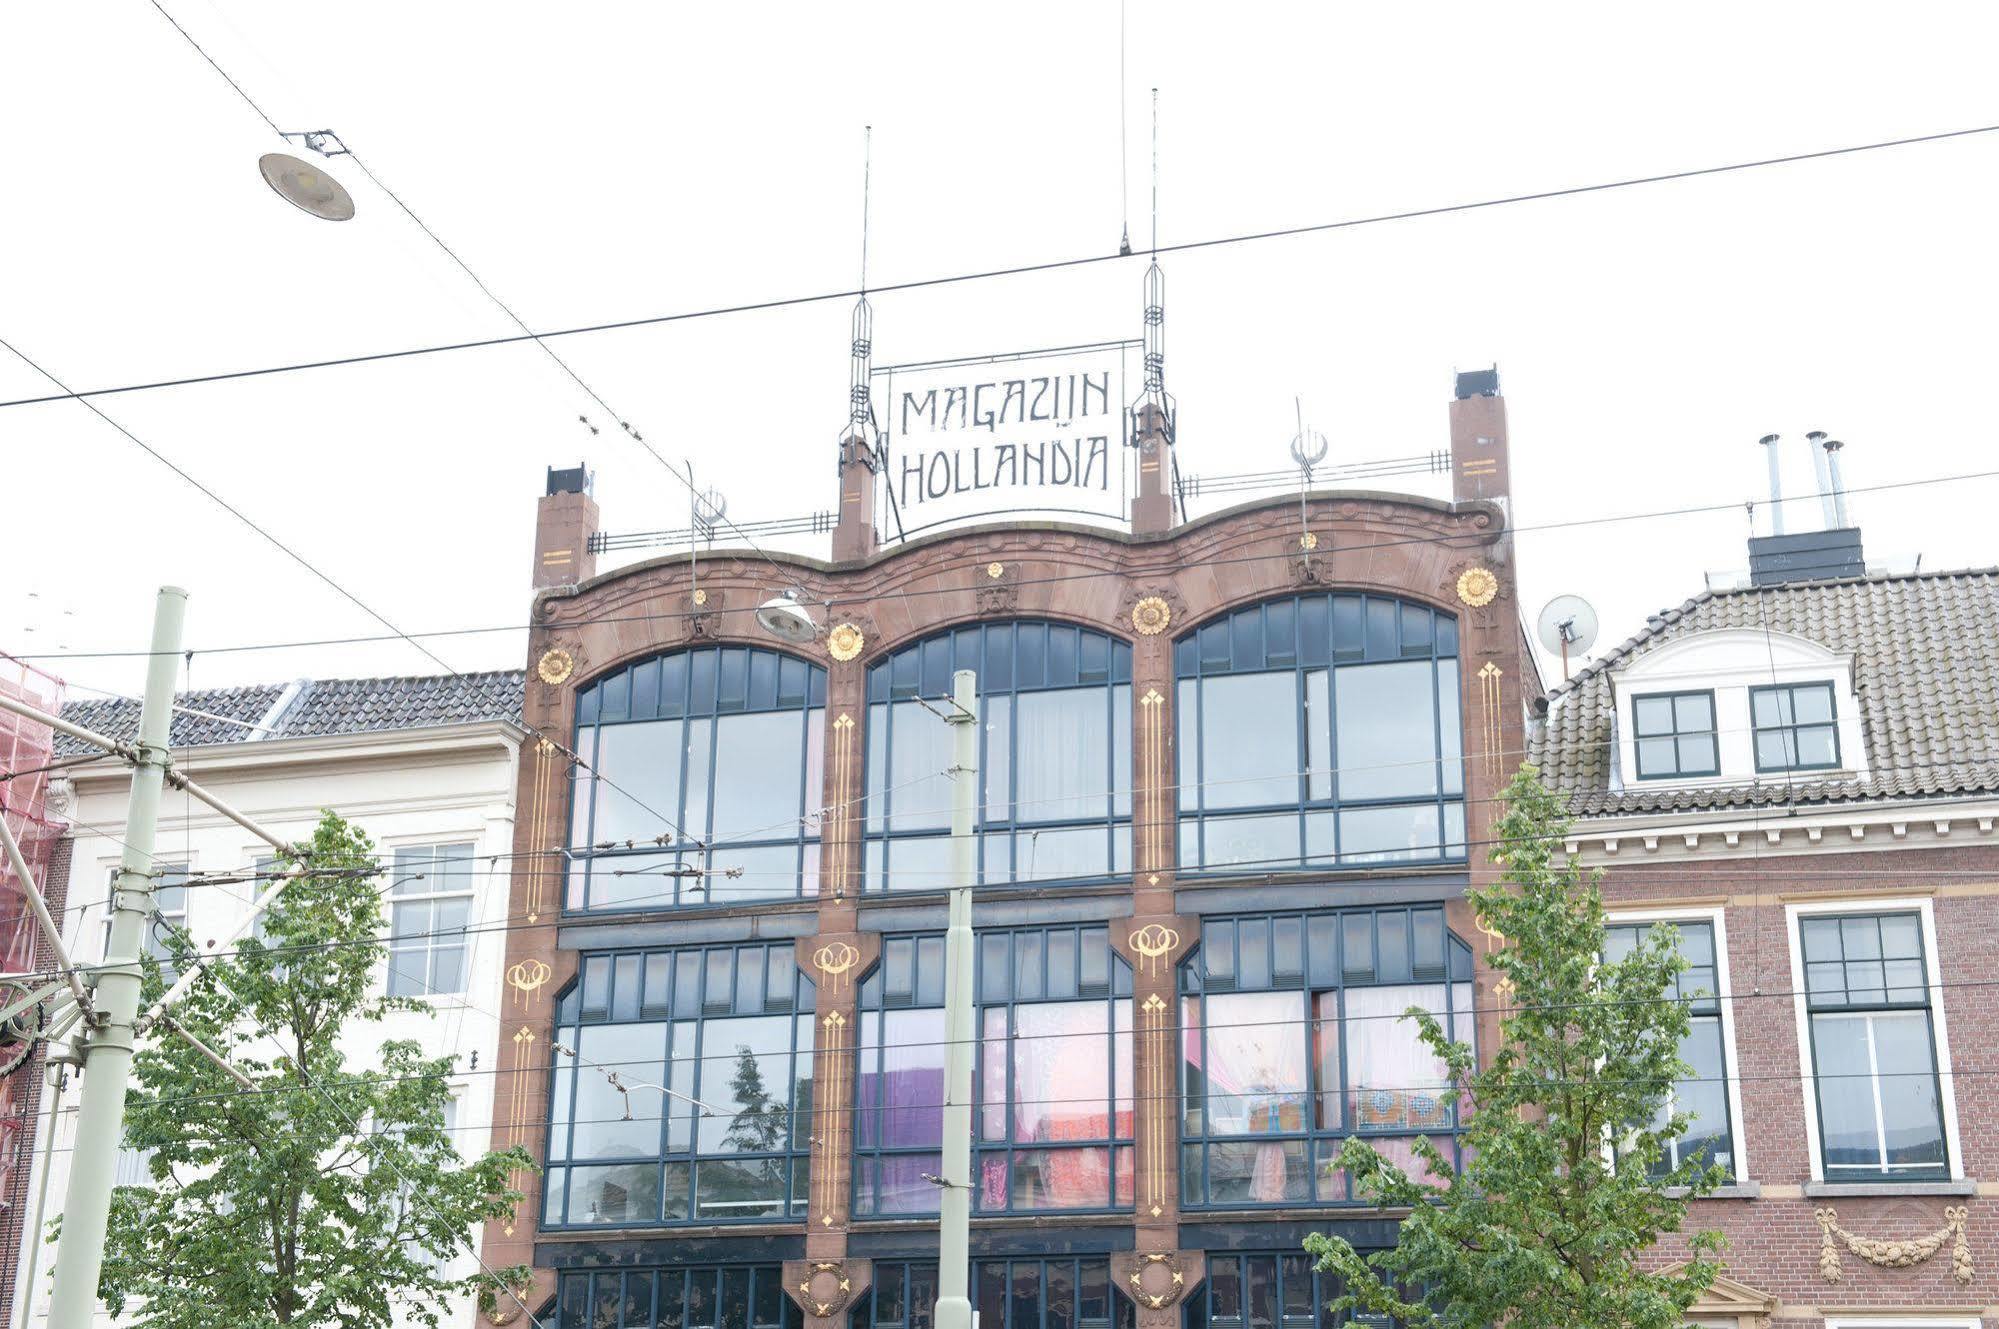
(935, 669, 979, 1329)
(46, 586, 185, 1329)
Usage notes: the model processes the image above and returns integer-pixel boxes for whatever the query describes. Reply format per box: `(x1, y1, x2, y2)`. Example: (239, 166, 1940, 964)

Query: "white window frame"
(1826, 1318, 1981, 1329)
(1604, 904, 1750, 1183)
(385, 841, 476, 999)
(1786, 896, 1962, 1184)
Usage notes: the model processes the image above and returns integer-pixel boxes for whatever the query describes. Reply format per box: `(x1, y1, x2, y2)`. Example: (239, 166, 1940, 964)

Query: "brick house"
(1529, 561, 1999, 1329)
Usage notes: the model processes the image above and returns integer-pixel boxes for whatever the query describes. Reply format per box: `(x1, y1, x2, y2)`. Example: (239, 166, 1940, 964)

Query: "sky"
(4, 2, 1997, 704)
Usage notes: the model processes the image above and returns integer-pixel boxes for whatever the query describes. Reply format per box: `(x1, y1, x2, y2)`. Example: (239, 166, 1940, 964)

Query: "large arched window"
(1179, 906, 1475, 1208)
(1175, 594, 1463, 873)
(852, 924, 1134, 1215)
(543, 941, 815, 1227)
(863, 622, 1132, 891)
(568, 647, 826, 912)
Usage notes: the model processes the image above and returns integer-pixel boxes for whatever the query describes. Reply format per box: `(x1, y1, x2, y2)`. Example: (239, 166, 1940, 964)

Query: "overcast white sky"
(5, 3, 1997, 703)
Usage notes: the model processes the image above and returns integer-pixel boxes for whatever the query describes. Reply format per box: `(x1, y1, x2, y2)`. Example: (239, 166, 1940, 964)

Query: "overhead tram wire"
(11, 461, 1999, 666)
(6, 121, 1999, 416)
(0, 341, 695, 856)
(139, 0, 803, 606)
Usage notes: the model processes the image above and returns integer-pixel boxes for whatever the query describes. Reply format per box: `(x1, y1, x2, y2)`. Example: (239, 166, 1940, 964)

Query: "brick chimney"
(1449, 367, 1510, 511)
(831, 430, 880, 563)
(534, 464, 599, 591)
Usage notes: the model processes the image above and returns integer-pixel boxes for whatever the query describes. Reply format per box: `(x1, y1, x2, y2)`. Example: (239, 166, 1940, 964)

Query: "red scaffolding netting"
(0, 653, 65, 977)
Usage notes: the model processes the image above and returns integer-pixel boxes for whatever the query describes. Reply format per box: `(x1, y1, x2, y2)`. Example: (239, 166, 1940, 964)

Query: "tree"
(1304, 767, 1726, 1329)
(87, 811, 533, 1329)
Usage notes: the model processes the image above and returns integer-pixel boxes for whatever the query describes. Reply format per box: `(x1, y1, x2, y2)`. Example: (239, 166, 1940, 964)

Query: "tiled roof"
(1527, 569, 1999, 817)
(55, 671, 524, 757)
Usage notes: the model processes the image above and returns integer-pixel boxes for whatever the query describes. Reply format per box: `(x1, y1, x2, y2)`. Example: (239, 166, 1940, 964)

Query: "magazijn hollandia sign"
(872, 342, 1138, 539)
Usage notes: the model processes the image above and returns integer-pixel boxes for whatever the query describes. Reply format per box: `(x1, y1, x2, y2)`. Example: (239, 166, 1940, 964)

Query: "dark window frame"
(1630, 688, 1720, 780)
(1799, 909, 1951, 1183)
(1750, 681, 1842, 774)
(859, 1259, 1134, 1329)
(542, 941, 816, 1229)
(1173, 593, 1465, 875)
(1189, 1249, 1408, 1329)
(851, 924, 1135, 1217)
(1601, 918, 1736, 1180)
(1179, 906, 1476, 1211)
(862, 621, 1133, 893)
(553, 1265, 801, 1329)
(568, 646, 828, 913)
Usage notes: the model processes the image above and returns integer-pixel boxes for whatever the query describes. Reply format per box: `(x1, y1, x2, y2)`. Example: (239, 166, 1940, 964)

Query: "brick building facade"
(479, 371, 1536, 1328)
(1531, 564, 1999, 1329)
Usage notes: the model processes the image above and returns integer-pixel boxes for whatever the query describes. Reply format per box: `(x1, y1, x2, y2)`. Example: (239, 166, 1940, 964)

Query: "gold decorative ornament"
(827, 623, 865, 662)
(987, 562, 1005, 579)
(812, 941, 860, 991)
(1125, 1251, 1190, 1311)
(1816, 1205, 1972, 1284)
(1455, 565, 1499, 608)
(506, 958, 552, 1008)
(1131, 596, 1172, 637)
(797, 1262, 858, 1318)
(535, 647, 575, 685)
(692, 587, 709, 606)
(1298, 531, 1319, 550)
(1130, 923, 1180, 976)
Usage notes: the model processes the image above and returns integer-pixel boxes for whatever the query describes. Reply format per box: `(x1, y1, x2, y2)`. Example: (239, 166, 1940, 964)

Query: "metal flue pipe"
(1757, 434, 1784, 535)
(1822, 437, 1851, 528)
(1804, 431, 1838, 529)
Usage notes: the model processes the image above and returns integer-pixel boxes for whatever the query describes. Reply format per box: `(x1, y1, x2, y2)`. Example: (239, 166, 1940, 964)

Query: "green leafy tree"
(1305, 768, 1726, 1328)
(87, 811, 534, 1328)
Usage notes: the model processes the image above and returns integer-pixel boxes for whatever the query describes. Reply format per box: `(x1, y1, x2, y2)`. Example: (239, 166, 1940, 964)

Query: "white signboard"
(874, 342, 1138, 539)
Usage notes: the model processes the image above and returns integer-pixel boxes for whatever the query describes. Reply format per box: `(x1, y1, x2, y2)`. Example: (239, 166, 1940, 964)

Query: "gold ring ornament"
(1131, 596, 1172, 637)
(1455, 566, 1499, 608)
(535, 648, 575, 685)
(827, 623, 866, 662)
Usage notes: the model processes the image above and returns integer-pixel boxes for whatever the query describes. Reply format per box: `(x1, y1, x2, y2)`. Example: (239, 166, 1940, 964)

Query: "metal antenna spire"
(849, 127, 878, 440)
(1118, 1, 1131, 256)
(861, 125, 873, 294)
(1150, 87, 1160, 257)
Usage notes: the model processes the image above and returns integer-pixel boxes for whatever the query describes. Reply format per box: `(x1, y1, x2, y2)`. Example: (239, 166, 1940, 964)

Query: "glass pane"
(1304, 670, 1331, 802)
(591, 720, 684, 846)
(873, 1009, 946, 1150)
(694, 1156, 790, 1220)
(984, 696, 1012, 823)
(1872, 1011, 1946, 1173)
(1813, 1013, 1881, 1174)
(1676, 735, 1717, 774)
(1674, 694, 1713, 731)
(566, 1163, 661, 1225)
(1014, 1003, 1112, 1143)
(1635, 737, 1677, 776)
(1336, 661, 1439, 801)
(1796, 725, 1838, 767)
(1675, 1020, 1732, 1176)
(1633, 696, 1674, 736)
(1198, 993, 1307, 1135)
(696, 1016, 801, 1154)
(1345, 985, 1453, 1130)
(889, 702, 955, 832)
(572, 1023, 667, 1159)
(1312, 992, 1342, 1130)
(1200, 674, 1300, 809)
(997, 1147, 1113, 1210)
(1794, 685, 1835, 723)
(1755, 733, 1790, 770)
(1338, 805, 1443, 864)
(1751, 689, 1784, 727)
(1016, 826, 1111, 883)
(1204, 1139, 1309, 1204)
(885, 835, 954, 895)
(1201, 813, 1299, 871)
(1016, 689, 1111, 823)
(870, 1154, 945, 1215)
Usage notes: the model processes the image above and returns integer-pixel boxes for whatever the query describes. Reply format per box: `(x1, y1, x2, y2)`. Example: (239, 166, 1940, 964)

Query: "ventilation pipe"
(1804, 431, 1839, 529)
(1758, 434, 1785, 536)
(1821, 436, 1851, 528)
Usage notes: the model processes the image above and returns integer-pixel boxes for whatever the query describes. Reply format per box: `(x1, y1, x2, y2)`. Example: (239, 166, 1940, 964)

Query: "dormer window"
(1751, 682, 1840, 773)
(1631, 690, 1718, 780)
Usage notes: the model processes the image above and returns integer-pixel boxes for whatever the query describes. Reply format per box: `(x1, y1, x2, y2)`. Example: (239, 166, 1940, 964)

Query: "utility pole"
(46, 586, 185, 1329)
(935, 669, 978, 1329)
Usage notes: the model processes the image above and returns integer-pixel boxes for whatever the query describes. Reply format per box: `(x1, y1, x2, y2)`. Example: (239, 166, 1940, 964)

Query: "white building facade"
(10, 671, 524, 1329)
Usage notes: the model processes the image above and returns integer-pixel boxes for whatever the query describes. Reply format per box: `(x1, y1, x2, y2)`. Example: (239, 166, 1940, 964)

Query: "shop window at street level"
(387, 842, 475, 998)
(569, 647, 826, 912)
(1180, 907, 1475, 1209)
(554, 1266, 801, 1329)
(854, 1259, 1132, 1329)
(863, 622, 1131, 892)
(852, 924, 1133, 1216)
(544, 941, 814, 1227)
(1798, 910, 1950, 1182)
(1630, 690, 1719, 780)
(1602, 919, 1735, 1180)
(1188, 1250, 1415, 1329)
(1750, 681, 1841, 773)
(1174, 594, 1464, 874)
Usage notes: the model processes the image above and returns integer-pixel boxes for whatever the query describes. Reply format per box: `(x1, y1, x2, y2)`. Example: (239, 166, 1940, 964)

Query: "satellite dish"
(754, 589, 820, 645)
(1289, 430, 1330, 471)
(1536, 594, 1599, 679)
(258, 152, 356, 222)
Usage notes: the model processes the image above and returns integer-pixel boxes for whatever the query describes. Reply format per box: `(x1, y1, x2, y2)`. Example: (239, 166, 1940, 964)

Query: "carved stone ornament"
(798, 1262, 857, 1318)
(1112, 1251, 1196, 1314)
(1131, 596, 1172, 637)
(987, 561, 1006, 579)
(1454, 565, 1499, 608)
(977, 564, 1020, 616)
(1815, 1204, 1973, 1284)
(827, 623, 866, 662)
(534, 647, 575, 686)
(687, 588, 723, 640)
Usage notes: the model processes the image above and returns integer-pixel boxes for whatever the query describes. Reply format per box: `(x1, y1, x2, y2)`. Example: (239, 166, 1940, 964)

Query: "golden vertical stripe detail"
(818, 1010, 847, 1226)
(1142, 992, 1170, 1217)
(1139, 690, 1166, 875)
(1477, 663, 1504, 782)
(829, 714, 855, 899)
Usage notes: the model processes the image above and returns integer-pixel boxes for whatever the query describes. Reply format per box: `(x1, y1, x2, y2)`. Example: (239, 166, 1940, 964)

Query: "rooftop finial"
(848, 127, 877, 439)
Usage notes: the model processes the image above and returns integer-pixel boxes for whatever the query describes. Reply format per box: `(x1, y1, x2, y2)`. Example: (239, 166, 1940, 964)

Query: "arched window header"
(868, 621, 1131, 703)
(1175, 593, 1457, 678)
(578, 645, 826, 727)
